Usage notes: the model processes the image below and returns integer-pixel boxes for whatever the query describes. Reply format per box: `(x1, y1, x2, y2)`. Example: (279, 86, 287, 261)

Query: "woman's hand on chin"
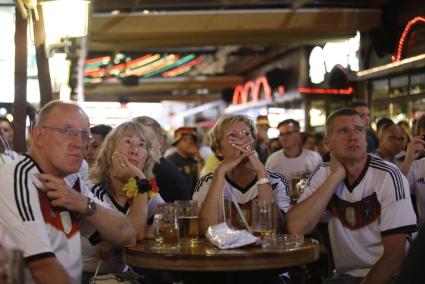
(246, 152, 266, 176)
(111, 152, 144, 182)
(216, 151, 250, 176)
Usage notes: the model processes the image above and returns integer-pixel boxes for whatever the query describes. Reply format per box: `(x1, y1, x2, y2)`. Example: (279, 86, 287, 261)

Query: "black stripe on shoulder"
(370, 156, 405, 201)
(14, 157, 35, 222)
(381, 224, 417, 237)
(99, 190, 107, 202)
(306, 163, 329, 187)
(267, 171, 289, 195)
(90, 183, 105, 200)
(25, 252, 55, 263)
(194, 173, 213, 193)
(23, 160, 36, 221)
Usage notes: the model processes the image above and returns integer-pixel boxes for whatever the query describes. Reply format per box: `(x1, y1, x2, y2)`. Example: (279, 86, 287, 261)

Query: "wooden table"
(125, 238, 320, 272)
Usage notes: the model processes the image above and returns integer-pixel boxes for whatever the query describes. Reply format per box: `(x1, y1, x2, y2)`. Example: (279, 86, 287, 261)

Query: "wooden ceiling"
(83, 1, 382, 103)
(89, 9, 381, 50)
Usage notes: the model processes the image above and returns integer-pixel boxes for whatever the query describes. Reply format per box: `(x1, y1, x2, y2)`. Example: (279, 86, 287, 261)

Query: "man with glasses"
(265, 119, 322, 196)
(287, 108, 417, 284)
(0, 100, 135, 284)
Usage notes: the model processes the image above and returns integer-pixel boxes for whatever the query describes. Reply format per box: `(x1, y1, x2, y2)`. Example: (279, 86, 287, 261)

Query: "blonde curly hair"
(89, 121, 156, 192)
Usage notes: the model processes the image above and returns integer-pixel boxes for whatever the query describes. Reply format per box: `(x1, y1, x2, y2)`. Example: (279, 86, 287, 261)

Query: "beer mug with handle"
(153, 203, 179, 249)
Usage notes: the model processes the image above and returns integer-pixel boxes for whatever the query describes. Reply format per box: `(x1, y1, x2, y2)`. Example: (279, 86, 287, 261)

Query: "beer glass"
(252, 199, 276, 239)
(176, 200, 199, 247)
(291, 171, 308, 204)
(153, 203, 179, 249)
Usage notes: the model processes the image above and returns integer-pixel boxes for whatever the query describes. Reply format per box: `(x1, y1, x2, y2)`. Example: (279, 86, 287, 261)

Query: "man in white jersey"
(287, 108, 417, 284)
(265, 119, 322, 193)
(0, 101, 135, 284)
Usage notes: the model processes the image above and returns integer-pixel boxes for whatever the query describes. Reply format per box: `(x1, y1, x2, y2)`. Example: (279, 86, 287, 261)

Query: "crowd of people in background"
(1, 99, 425, 284)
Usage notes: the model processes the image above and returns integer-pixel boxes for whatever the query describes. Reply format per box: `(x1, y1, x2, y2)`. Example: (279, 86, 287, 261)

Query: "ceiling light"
(41, 0, 90, 39)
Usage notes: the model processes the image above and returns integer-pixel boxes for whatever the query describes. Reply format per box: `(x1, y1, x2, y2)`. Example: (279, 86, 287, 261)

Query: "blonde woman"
(193, 114, 290, 234)
(81, 121, 164, 281)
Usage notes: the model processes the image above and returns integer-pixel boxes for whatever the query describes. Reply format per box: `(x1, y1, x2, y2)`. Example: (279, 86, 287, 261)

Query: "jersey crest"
(329, 192, 381, 230)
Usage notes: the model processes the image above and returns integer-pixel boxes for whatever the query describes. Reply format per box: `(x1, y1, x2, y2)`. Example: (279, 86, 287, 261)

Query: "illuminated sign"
(232, 76, 273, 105)
(393, 16, 425, 62)
(298, 87, 353, 95)
(309, 32, 360, 84)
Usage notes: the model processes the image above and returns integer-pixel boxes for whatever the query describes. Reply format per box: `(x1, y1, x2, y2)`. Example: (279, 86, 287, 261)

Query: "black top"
(256, 143, 270, 165)
(166, 153, 198, 196)
(154, 157, 191, 202)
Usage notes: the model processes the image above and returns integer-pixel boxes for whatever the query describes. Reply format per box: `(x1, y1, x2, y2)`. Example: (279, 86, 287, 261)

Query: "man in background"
(266, 119, 322, 193)
(85, 124, 112, 167)
(255, 115, 270, 164)
(374, 122, 406, 166)
(351, 101, 379, 153)
(166, 127, 203, 195)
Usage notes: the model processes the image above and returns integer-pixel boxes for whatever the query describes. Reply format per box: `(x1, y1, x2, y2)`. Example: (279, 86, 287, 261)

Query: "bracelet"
(134, 177, 152, 194)
(256, 177, 270, 185)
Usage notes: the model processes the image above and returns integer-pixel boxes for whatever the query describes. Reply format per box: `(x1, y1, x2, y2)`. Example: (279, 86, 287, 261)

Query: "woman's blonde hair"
(89, 121, 156, 192)
(209, 114, 256, 159)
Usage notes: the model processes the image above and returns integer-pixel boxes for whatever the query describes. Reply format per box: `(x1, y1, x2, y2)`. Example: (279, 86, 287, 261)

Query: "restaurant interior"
(1, 0, 425, 283)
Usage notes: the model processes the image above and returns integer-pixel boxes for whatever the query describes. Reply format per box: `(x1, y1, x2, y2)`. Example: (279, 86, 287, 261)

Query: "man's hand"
(329, 152, 346, 181)
(400, 136, 425, 175)
(405, 136, 425, 161)
(34, 173, 86, 213)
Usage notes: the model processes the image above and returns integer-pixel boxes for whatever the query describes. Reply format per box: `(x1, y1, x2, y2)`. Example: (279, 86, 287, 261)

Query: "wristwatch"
(256, 177, 270, 185)
(83, 197, 97, 217)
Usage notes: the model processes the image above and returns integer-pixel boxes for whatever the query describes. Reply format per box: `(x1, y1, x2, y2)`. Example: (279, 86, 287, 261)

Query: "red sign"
(232, 76, 272, 105)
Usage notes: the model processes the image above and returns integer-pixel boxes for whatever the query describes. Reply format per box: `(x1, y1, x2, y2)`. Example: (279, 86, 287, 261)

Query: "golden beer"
(290, 178, 301, 204)
(178, 216, 199, 246)
(155, 226, 179, 248)
(253, 229, 276, 239)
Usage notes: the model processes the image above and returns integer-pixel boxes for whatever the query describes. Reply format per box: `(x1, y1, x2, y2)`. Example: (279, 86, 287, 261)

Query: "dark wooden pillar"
(33, 5, 52, 107)
(13, 8, 28, 153)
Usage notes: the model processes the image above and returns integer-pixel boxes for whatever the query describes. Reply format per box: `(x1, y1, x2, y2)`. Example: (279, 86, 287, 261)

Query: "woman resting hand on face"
(193, 115, 290, 235)
(81, 121, 164, 280)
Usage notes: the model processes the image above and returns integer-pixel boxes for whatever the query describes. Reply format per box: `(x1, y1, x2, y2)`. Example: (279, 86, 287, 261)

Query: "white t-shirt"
(81, 183, 165, 273)
(193, 171, 290, 229)
(0, 155, 106, 284)
(265, 149, 322, 187)
(300, 154, 417, 277)
(406, 157, 425, 226)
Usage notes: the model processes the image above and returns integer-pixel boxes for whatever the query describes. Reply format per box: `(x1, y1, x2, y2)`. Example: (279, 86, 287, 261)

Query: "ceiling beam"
(84, 92, 221, 103)
(89, 8, 381, 51)
(84, 75, 243, 102)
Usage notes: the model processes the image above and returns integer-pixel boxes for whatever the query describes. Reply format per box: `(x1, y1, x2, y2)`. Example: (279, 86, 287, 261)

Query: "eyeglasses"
(41, 126, 92, 142)
(279, 130, 299, 137)
(387, 135, 405, 142)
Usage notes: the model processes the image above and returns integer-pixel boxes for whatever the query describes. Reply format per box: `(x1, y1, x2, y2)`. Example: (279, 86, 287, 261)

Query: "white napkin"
(205, 223, 258, 249)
